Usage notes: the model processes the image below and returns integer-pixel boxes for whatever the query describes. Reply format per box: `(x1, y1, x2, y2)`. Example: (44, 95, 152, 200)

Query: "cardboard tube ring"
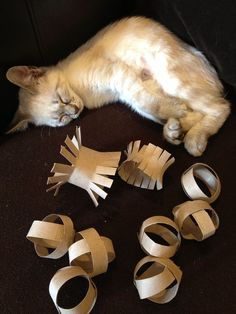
(181, 163, 221, 203)
(173, 200, 219, 241)
(49, 266, 97, 314)
(26, 214, 75, 259)
(134, 256, 182, 304)
(68, 228, 116, 277)
(138, 216, 181, 258)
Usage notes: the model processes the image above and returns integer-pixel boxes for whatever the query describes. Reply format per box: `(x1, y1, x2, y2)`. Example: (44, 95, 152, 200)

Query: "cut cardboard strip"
(134, 256, 182, 304)
(181, 163, 221, 203)
(47, 126, 121, 207)
(49, 266, 97, 314)
(173, 200, 219, 241)
(118, 141, 175, 190)
(26, 214, 75, 259)
(68, 228, 115, 277)
(138, 216, 181, 258)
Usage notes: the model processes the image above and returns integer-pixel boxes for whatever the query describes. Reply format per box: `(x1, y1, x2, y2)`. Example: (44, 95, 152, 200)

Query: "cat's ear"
(6, 66, 46, 92)
(6, 110, 31, 134)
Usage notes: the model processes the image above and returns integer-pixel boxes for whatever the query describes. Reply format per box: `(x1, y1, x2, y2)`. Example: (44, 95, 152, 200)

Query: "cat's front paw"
(163, 118, 184, 145)
(184, 131, 207, 156)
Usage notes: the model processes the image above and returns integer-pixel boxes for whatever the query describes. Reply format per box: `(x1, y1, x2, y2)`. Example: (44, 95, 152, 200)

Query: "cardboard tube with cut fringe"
(181, 163, 221, 203)
(138, 216, 181, 258)
(68, 228, 116, 277)
(134, 256, 182, 304)
(47, 126, 121, 207)
(26, 214, 75, 259)
(173, 200, 219, 241)
(118, 141, 175, 190)
(49, 266, 97, 314)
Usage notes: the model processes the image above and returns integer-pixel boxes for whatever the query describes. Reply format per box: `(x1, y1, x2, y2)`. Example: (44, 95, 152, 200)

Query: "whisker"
(40, 126, 45, 138)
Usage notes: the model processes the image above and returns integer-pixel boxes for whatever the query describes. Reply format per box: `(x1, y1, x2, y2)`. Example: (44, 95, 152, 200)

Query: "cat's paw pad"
(163, 118, 184, 145)
(184, 132, 207, 157)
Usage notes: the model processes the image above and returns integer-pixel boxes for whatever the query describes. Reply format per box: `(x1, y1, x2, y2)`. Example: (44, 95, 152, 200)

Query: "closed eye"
(58, 93, 71, 105)
(59, 114, 72, 124)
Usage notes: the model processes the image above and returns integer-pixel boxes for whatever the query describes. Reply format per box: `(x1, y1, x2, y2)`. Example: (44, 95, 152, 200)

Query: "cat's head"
(6, 66, 84, 132)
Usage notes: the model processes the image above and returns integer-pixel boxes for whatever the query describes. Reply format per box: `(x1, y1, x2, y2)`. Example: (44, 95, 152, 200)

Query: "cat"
(6, 16, 230, 156)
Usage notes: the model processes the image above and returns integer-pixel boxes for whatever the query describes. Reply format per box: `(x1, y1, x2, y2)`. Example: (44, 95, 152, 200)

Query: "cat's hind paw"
(184, 131, 207, 157)
(163, 118, 184, 145)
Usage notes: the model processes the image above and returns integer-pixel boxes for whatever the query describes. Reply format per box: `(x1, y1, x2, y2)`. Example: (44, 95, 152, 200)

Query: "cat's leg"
(183, 97, 230, 156)
(153, 68, 230, 155)
(163, 97, 230, 157)
(133, 97, 188, 124)
(163, 111, 203, 145)
(149, 43, 232, 155)
(139, 77, 189, 121)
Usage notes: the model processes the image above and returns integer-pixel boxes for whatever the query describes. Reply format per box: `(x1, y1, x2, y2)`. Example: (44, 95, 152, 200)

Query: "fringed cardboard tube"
(26, 214, 75, 259)
(47, 126, 121, 207)
(118, 141, 175, 190)
(49, 266, 97, 314)
(138, 216, 181, 258)
(173, 200, 219, 241)
(181, 163, 221, 203)
(134, 256, 182, 304)
(68, 228, 115, 277)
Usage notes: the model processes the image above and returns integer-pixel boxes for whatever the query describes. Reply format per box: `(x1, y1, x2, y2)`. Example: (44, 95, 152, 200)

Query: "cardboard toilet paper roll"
(47, 126, 121, 207)
(68, 228, 115, 277)
(49, 266, 97, 314)
(138, 216, 181, 258)
(134, 256, 182, 304)
(118, 141, 175, 190)
(181, 163, 221, 203)
(26, 214, 75, 259)
(173, 200, 219, 241)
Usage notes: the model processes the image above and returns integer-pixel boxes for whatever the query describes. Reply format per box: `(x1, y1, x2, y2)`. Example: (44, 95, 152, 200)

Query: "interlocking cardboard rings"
(138, 216, 181, 258)
(134, 256, 182, 304)
(173, 200, 219, 241)
(68, 228, 116, 277)
(26, 214, 75, 259)
(49, 266, 97, 314)
(181, 163, 221, 203)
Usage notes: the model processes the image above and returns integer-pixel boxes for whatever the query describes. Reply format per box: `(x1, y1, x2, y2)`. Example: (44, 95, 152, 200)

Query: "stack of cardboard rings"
(134, 216, 183, 303)
(26, 214, 116, 314)
(174, 163, 221, 241)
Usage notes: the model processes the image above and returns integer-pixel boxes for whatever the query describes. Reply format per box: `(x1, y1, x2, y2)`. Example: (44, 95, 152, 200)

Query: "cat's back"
(62, 17, 185, 73)
(72, 17, 176, 58)
(96, 17, 172, 54)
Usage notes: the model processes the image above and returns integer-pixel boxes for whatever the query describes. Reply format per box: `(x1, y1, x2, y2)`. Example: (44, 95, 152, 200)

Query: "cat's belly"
(112, 35, 186, 99)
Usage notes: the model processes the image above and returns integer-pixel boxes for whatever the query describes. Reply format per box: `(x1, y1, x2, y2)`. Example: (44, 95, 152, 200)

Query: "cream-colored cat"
(6, 17, 230, 156)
